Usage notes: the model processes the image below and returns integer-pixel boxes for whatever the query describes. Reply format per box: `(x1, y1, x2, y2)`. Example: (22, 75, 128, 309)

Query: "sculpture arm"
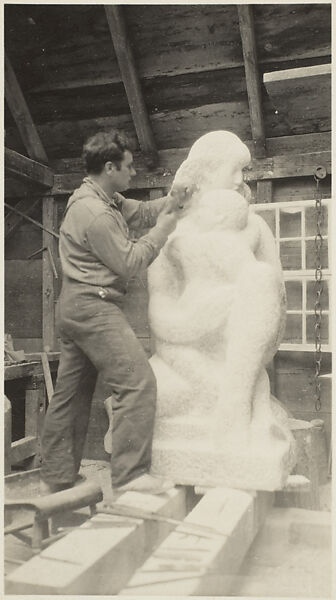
(149, 274, 233, 344)
(252, 214, 283, 278)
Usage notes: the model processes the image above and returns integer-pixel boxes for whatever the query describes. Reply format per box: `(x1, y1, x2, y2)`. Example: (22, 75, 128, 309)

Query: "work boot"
(113, 473, 175, 496)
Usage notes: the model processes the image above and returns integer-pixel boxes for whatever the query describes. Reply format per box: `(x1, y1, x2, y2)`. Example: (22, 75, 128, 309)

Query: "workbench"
(5, 352, 60, 473)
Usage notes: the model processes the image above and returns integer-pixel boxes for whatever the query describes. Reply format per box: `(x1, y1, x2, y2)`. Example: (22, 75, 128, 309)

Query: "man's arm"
(120, 195, 168, 230)
(120, 184, 196, 230)
(87, 210, 176, 280)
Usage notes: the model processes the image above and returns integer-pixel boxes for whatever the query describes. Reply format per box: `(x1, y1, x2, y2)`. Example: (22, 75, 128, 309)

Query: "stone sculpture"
(148, 131, 296, 491)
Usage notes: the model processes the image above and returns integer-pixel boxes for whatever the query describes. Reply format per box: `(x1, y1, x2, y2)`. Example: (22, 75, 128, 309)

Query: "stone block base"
(151, 436, 293, 491)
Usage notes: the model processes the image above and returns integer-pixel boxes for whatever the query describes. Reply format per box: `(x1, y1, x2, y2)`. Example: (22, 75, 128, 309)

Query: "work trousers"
(40, 287, 157, 487)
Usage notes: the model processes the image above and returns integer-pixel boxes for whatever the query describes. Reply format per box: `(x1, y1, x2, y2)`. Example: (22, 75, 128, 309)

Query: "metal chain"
(313, 166, 326, 411)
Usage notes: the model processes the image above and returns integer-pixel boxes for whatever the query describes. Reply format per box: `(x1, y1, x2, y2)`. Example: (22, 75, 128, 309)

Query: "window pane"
(280, 208, 301, 238)
(305, 205, 328, 236)
(285, 280, 302, 310)
(283, 314, 302, 343)
(307, 280, 329, 311)
(258, 210, 276, 235)
(306, 239, 329, 270)
(306, 314, 329, 344)
(280, 241, 302, 270)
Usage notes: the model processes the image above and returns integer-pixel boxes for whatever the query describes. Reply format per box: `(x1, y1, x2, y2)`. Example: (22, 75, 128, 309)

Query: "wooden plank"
(264, 64, 331, 135)
(5, 197, 41, 240)
(40, 352, 54, 403)
(122, 488, 273, 596)
(5, 148, 54, 188)
(4, 362, 39, 382)
(104, 5, 158, 166)
(238, 5, 265, 157)
(51, 148, 331, 194)
(11, 436, 37, 464)
(42, 197, 59, 351)
(47, 131, 330, 175)
(5, 52, 48, 163)
(6, 487, 187, 595)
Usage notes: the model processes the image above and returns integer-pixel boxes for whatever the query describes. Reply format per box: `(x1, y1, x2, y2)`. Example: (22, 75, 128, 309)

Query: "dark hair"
(82, 130, 132, 174)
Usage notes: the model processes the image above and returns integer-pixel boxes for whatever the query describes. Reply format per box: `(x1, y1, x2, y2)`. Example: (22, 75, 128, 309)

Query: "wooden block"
(11, 436, 37, 465)
(122, 488, 273, 596)
(275, 419, 320, 509)
(5, 486, 187, 595)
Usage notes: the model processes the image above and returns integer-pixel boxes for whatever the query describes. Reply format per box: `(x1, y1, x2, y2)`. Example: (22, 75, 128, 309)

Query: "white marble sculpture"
(148, 131, 296, 491)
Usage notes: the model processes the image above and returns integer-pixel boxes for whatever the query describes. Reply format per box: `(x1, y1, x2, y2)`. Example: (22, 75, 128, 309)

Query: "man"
(40, 130, 189, 496)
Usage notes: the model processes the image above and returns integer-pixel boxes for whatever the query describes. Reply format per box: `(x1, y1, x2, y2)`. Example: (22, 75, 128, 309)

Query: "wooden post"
(25, 375, 46, 468)
(42, 197, 58, 351)
(257, 180, 273, 204)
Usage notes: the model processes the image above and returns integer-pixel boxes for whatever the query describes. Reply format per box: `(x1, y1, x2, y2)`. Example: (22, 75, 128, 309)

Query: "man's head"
(83, 130, 136, 192)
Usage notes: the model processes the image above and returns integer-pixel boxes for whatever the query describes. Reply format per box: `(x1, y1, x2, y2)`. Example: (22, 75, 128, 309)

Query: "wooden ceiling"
(5, 3, 331, 166)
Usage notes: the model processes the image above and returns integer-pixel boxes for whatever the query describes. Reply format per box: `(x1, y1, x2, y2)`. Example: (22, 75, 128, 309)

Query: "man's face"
(106, 150, 136, 192)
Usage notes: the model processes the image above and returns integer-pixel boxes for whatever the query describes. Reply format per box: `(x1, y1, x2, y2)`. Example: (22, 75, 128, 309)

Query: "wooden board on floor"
(5, 487, 187, 595)
(122, 488, 273, 596)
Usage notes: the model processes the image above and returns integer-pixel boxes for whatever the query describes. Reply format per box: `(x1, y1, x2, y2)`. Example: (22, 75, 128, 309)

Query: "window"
(251, 199, 331, 351)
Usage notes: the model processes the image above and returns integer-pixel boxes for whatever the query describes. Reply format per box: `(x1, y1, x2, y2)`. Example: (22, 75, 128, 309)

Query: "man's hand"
(166, 182, 198, 212)
(156, 205, 178, 236)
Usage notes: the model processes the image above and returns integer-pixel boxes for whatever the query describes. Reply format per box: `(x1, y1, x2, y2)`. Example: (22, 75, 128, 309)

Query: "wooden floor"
(4, 461, 331, 596)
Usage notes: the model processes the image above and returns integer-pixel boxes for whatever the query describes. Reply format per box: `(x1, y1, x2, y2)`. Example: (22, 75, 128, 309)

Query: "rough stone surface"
(148, 131, 296, 491)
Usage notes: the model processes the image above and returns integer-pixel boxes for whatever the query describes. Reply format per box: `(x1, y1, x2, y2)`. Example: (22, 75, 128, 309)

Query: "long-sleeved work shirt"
(59, 177, 169, 302)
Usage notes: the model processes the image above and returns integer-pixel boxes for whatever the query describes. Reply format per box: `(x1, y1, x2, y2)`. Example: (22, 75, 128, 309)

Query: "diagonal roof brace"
(105, 5, 159, 168)
(238, 5, 266, 159)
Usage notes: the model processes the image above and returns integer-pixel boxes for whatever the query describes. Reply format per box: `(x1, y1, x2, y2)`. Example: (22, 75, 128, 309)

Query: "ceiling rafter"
(237, 5, 266, 159)
(5, 53, 51, 236)
(104, 5, 158, 168)
(5, 52, 48, 164)
(5, 148, 54, 188)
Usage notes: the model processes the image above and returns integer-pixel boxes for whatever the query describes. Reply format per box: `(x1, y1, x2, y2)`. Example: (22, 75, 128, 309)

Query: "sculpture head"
(188, 131, 251, 192)
(172, 131, 251, 203)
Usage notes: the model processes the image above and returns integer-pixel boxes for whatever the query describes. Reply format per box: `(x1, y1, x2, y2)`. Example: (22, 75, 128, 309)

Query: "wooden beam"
(122, 489, 273, 596)
(5, 53, 48, 164)
(238, 5, 266, 157)
(50, 148, 331, 195)
(42, 197, 59, 352)
(257, 180, 273, 203)
(6, 487, 188, 594)
(104, 6, 158, 167)
(105, 5, 158, 166)
(264, 63, 331, 134)
(5, 148, 54, 188)
(11, 436, 37, 465)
